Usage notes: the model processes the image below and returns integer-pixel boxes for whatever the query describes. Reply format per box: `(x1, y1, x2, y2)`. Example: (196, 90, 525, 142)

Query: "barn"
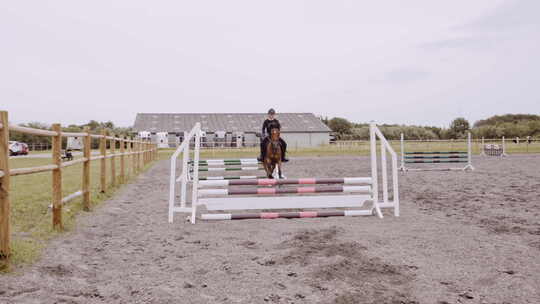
(133, 113, 332, 148)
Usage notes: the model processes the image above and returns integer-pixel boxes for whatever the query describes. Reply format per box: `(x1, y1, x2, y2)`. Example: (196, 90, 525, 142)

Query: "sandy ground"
(1, 155, 539, 304)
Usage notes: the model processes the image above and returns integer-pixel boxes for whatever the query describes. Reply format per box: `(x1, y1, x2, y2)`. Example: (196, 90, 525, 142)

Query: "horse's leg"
(278, 161, 283, 179)
(266, 157, 275, 179)
(264, 160, 272, 179)
(263, 143, 273, 178)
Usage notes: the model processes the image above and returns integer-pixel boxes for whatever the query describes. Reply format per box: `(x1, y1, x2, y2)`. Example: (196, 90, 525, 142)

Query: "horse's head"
(269, 128, 281, 154)
(270, 127, 280, 141)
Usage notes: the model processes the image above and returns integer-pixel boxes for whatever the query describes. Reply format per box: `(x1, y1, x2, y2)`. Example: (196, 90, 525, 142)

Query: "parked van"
(67, 136, 84, 150)
(8, 141, 22, 156)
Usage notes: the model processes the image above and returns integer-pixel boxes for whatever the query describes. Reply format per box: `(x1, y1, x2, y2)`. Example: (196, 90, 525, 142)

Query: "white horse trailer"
(157, 132, 169, 148)
(232, 132, 244, 147)
(67, 136, 83, 150)
(138, 131, 151, 140)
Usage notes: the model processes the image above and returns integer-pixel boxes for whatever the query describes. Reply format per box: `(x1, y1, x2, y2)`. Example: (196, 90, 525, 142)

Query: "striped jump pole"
(193, 166, 263, 172)
(198, 185, 371, 197)
(189, 158, 259, 164)
(198, 177, 372, 188)
(202, 210, 373, 220)
(399, 132, 474, 172)
(404, 160, 468, 163)
(195, 161, 261, 167)
(404, 151, 467, 155)
(190, 161, 262, 167)
(198, 175, 267, 181)
(404, 155, 466, 159)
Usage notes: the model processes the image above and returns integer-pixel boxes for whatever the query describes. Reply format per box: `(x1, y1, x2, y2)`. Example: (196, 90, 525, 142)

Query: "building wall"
(281, 132, 330, 148)
(148, 131, 329, 148)
(244, 133, 259, 147)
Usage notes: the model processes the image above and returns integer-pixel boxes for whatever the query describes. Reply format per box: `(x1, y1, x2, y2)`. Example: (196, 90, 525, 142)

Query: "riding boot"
(281, 144, 289, 162)
(257, 141, 265, 161)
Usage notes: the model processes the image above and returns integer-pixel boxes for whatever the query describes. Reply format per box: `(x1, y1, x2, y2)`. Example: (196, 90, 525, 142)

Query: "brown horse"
(263, 128, 283, 179)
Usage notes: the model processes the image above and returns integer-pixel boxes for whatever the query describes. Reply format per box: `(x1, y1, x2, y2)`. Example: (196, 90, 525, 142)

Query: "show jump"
(168, 122, 400, 224)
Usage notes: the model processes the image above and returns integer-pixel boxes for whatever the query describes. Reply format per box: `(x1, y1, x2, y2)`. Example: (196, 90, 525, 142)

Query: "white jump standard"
(399, 132, 474, 172)
(168, 122, 400, 223)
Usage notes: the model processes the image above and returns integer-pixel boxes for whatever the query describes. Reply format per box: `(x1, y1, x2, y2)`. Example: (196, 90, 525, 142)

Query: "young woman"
(257, 108, 288, 162)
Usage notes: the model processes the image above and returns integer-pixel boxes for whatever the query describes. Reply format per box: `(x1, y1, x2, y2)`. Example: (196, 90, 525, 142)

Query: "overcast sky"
(1, 0, 539, 128)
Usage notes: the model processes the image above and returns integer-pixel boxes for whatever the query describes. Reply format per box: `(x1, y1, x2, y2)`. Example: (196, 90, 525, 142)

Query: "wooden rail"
(0, 110, 157, 260)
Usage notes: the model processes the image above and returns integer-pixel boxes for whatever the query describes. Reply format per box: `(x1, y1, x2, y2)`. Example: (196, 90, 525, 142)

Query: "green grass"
(2, 153, 151, 272)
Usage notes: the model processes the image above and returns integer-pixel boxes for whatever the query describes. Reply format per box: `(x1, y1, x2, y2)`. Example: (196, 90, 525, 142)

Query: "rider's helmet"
(268, 108, 276, 115)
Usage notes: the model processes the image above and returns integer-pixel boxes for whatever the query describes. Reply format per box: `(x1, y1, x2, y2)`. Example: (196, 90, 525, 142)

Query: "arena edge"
(0, 110, 158, 268)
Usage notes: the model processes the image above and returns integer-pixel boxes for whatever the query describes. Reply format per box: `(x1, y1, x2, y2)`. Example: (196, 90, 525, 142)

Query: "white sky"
(1, 0, 539, 128)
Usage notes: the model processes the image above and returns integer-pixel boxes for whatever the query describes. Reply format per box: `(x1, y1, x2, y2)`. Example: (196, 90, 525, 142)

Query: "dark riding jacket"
(262, 119, 281, 138)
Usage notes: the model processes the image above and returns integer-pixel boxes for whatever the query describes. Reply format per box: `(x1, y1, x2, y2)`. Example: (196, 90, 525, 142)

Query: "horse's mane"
(267, 120, 280, 130)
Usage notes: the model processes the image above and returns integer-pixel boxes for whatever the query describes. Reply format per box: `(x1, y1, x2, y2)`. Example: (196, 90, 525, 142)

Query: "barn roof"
(133, 113, 331, 133)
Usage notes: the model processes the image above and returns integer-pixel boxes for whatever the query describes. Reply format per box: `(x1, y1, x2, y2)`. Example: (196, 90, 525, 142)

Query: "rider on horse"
(257, 108, 289, 162)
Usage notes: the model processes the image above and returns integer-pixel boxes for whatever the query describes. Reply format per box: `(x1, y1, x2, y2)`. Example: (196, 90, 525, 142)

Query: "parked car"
(20, 143, 29, 155)
(8, 141, 22, 156)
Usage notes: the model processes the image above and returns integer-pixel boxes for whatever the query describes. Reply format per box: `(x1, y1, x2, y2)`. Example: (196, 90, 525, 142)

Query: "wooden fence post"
(82, 127, 91, 211)
(142, 141, 146, 167)
(0, 111, 11, 259)
(136, 140, 140, 173)
(133, 141, 137, 173)
(142, 141, 145, 166)
(132, 137, 137, 174)
(145, 142, 148, 165)
(142, 141, 145, 167)
(120, 136, 125, 183)
(100, 129, 107, 193)
(143, 141, 147, 165)
(126, 138, 130, 177)
(51, 124, 63, 230)
(110, 133, 116, 187)
(144, 141, 147, 166)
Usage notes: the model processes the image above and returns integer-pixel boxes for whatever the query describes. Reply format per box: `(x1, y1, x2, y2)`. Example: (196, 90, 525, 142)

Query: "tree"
(85, 120, 100, 131)
(449, 117, 470, 138)
(327, 118, 353, 139)
(102, 121, 115, 129)
(474, 114, 540, 128)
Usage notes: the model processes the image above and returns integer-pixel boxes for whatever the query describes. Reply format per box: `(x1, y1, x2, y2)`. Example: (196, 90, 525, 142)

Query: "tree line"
(8, 113, 540, 145)
(9, 120, 134, 148)
(321, 114, 540, 140)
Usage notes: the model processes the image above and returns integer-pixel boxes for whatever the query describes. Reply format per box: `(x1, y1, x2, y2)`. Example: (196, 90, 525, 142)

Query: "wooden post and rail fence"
(0, 110, 158, 261)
